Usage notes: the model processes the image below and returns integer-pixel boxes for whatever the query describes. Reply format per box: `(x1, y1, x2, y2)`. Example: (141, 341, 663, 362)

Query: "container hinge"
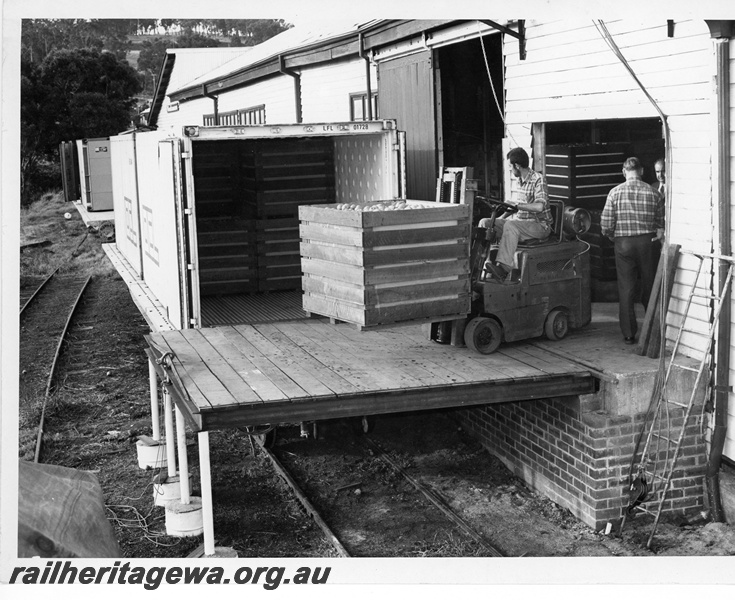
(181, 152, 192, 159)
(189, 318, 198, 326)
(187, 263, 195, 271)
(392, 143, 401, 151)
(184, 208, 193, 215)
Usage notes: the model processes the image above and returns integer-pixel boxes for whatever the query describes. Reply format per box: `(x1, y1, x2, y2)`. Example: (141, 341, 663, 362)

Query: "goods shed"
(105, 17, 735, 553)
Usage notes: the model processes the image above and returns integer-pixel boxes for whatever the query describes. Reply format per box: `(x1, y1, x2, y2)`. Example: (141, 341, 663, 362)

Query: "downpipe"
(707, 28, 732, 523)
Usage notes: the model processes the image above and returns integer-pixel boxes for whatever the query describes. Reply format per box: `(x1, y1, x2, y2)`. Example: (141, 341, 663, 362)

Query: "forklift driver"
(479, 147, 554, 281)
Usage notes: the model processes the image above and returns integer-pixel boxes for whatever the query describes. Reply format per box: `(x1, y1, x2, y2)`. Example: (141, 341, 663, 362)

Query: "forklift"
(436, 194, 593, 354)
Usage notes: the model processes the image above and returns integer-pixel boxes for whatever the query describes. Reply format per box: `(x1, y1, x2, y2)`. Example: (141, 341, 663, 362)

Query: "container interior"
(191, 136, 337, 326)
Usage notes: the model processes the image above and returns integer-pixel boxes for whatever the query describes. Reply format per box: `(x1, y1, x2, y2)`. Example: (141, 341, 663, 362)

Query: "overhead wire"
(477, 21, 520, 148)
(592, 19, 677, 518)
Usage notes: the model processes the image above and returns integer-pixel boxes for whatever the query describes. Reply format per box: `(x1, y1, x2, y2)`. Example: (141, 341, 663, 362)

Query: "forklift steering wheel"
(482, 197, 519, 214)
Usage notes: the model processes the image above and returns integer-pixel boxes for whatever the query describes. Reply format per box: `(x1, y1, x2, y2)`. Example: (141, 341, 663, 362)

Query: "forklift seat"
(517, 199, 564, 247)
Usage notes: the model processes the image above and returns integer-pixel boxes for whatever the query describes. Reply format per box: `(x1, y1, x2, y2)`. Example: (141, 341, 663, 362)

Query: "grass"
(20, 191, 117, 279)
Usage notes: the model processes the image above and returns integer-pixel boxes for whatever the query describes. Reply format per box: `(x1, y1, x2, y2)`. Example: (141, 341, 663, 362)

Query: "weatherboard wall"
(215, 75, 299, 124)
(300, 58, 377, 122)
(503, 19, 716, 363)
(155, 96, 212, 133)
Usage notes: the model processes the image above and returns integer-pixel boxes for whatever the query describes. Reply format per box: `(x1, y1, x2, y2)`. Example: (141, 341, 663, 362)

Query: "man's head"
(622, 157, 643, 180)
(654, 158, 666, 183)
(507, 147, 529, 178)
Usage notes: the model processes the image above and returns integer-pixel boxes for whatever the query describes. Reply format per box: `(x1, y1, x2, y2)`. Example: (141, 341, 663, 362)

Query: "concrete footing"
(208, 546, 238, 558)
(136, 438, 167, 470)
(165, 497, 204, 537)
(153, 473, 192, 507)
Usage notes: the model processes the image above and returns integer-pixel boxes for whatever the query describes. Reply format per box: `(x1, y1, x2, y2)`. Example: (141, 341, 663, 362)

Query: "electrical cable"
(593, 20, 675, 505)
(477, 21, 520, 148)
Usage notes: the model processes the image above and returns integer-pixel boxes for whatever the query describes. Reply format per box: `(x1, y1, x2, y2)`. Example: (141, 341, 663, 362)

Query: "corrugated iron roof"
(169, 18, 366, 95)
(167, 47, 253, 92)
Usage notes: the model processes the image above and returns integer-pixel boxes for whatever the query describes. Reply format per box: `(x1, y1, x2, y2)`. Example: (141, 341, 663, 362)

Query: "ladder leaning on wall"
(621, 249, 734, 549)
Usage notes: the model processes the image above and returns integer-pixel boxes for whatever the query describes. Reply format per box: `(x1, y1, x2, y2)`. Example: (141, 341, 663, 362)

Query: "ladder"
(622, 250, 734, 548)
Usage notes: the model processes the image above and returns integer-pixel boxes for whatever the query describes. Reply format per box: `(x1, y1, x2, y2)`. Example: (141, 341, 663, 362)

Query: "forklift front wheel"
(544, 309, 569, 341)
(464, 317, 502, 354)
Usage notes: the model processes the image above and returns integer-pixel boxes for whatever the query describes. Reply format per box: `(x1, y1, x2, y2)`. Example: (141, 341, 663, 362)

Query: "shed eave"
(148, 52, 177, 127)
(170, 29, 365, 103)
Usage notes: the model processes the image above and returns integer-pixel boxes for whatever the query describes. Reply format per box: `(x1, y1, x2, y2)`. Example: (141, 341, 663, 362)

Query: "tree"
(21, 19, 139, 64)
(20, 48, 142, 203)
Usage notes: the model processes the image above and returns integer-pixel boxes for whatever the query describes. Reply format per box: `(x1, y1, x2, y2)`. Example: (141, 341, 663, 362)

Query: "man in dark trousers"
(601, 157, 664, 344)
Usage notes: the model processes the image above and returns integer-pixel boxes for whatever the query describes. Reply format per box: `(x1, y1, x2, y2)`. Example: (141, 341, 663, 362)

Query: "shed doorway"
(435, 32, 505, 206)
(538, 117, 665, 300)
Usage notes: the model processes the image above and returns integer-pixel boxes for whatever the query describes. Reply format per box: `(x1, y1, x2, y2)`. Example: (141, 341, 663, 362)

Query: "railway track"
(250, 415, 509, 558)
(19, 272, 92, 462)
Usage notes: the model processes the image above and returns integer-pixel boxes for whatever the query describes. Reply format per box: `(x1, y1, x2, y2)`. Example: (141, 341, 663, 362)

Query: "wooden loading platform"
(146, 318, 598, 432)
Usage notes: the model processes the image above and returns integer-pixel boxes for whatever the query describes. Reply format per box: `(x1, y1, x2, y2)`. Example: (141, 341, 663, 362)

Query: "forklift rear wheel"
(464, 317, 502, 354)
(544, 309, 569, 341)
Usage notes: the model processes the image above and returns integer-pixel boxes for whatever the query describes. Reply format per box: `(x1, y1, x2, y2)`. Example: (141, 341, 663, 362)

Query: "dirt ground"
(13, 196, 735, 571)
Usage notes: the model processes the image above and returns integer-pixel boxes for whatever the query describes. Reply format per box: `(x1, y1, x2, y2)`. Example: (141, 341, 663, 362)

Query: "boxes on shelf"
(299, 199, 472, 329)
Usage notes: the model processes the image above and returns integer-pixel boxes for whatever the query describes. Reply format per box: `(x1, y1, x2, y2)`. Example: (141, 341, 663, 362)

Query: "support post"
(148, 361, 161, 441)
(175, 406, 190, 505)
(198, 431, 215, 556)
(163, 388, 177, 478)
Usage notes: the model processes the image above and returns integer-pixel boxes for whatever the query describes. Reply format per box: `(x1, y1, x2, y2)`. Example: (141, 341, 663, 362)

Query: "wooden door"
(378, 50, 437, 201)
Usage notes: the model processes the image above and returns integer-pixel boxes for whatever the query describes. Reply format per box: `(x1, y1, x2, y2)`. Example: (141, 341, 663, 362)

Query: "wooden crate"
(197, 218, 258, 295)
(545, 144, 626, 211)
(299, 200, 471, 328)
(579, 209, 617, 282)
(255, 217, 301, 292)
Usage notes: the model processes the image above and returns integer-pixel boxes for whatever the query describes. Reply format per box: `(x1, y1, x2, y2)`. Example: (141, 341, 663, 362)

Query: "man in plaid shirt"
(601, 156, 665, 344)
(480, 147, 553, 281)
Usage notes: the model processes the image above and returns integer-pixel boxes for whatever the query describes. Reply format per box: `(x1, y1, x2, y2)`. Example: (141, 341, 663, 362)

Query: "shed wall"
(216, 75, 298, 123)
(156, 96, 212, 132)
(504, 19, 716, 363)
(300, 58, 377, 122)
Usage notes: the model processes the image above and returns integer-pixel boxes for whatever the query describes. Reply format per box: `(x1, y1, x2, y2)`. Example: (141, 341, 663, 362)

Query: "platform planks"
(146, 319, 597, 431)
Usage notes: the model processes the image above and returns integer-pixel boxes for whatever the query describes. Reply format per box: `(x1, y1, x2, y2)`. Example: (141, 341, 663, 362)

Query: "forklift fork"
(471, 206, 503, 283)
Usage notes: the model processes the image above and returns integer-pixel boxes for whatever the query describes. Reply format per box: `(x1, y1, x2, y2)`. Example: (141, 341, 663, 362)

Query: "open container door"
(76, 139, 90, 208)
(110, 133, 144, 278)
(135, 131, 188, 329)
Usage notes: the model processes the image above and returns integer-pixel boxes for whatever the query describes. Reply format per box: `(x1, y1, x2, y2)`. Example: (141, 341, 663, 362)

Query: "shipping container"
(111, 120, 406, 330)
(110, 133, 144, 278)
(76, 137, 114, 212)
